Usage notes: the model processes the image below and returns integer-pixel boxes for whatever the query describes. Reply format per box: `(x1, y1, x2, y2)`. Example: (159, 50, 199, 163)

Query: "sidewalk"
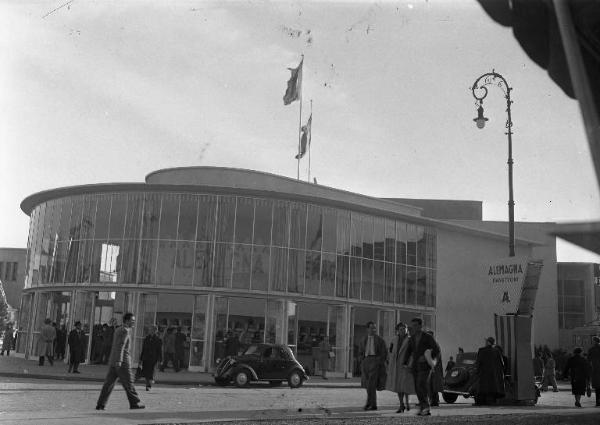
(0, 355, 360, 388)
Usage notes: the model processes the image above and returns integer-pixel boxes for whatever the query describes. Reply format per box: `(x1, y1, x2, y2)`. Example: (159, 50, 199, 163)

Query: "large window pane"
(76, 238, 93, 283)
(350, 257, 361, 299)
(306, 206, 322, 251)
(94, 195, 111, 240)
(234, 198, 254, 244)
(321, 253, 336, 296)
(213, 243, 233, 288)
(406, 266, 417, 305)
(120, 239, 139, 283)
(287, 249, 305, 294)
(216, 196, 236, 243)
(290, 203, 307, 249)
(322, 208, 337, 253)
(270, 247, 287, 292)
(124, 194, 144, 240)
(253, 199, 272, 246)
(178, 195, 198, 241)
(64, 239, 80, 283)
(426, 268, 436, 307)
(385, 219, 395, 263)
(197, 195, 216, 242)
(190, 295, 208, 368)
(193, 242, 213, 287)
(159, 194, 180, 240)
(174, 241, 194, 285)
(272, 201, 289, 247)
(156, 240, 177, 285)
(51, 241, 68, 284)
(361, 259, 373, 301)
(337, 211, 351, 256)
(305, 251, 321, 295)
(361, 216, 373, 259)
(232, 244, 251, 289)
(108, 194, 126, 240)
(373, 218, 385, 261)
(68, 198, 83, 240)
(139, 240, 158, 284)
(81, 196, 96, 240)
(396, 222, 407, 265)
(385, 262, 395, 303)
(251, 245, 269, 291)
(141, 194, 161, 239)
(336, 255, 349, 298)
(416, 268, 427, 305)
(373, 260, 384, 302)
(58, 198, 72, 241)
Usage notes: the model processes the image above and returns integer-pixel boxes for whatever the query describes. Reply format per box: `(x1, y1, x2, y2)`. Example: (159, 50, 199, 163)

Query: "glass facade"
(19, 190, 437, 375)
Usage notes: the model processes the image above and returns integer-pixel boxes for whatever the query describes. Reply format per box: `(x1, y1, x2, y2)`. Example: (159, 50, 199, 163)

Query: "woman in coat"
(385, 322, 415, 413)
(1, 325, 14, 356)
(38, 318, 56, 366)
(67, 321, 86, 373)
(588, 336, 600, 406)
(564, 347, 591, 407)
(140, 325, 162, 391)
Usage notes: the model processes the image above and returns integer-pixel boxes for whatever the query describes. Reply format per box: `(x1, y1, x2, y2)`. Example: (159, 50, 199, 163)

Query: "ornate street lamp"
(471, 70, 515, 257)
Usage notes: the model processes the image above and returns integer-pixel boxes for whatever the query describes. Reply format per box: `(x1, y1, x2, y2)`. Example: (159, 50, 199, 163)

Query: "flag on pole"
(295, 114, 312, 159)
(283, 59, 303, 105)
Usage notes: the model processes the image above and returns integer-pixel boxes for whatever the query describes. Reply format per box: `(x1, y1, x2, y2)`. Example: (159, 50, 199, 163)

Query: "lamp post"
(471, 70, 515, 257)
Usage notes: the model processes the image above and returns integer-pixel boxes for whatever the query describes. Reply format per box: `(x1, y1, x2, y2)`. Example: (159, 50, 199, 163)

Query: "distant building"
(0, 248, 27, 325)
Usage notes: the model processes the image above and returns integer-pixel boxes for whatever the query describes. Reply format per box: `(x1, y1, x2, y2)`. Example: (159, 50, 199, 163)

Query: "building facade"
(16, 167, 544, 374)
(0, 248, 27, 324)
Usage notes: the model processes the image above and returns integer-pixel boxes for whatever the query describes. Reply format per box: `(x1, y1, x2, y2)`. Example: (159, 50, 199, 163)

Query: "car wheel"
(234, 370, 250, 388)
(269, 380, 283, 387)
(442, 392, 459, 404)
(214, 377, 228, 386)
(288, 370, 303, 388)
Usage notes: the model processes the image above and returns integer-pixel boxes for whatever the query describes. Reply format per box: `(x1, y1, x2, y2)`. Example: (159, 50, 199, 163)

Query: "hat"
(486, 336, 495, 345)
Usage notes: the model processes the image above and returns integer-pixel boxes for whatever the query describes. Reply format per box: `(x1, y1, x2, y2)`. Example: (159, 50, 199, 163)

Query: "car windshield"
(457, 352, 477, 365)
(242, 345, 261, 355)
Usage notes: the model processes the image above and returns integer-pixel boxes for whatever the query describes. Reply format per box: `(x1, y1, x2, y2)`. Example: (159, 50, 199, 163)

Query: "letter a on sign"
(501, 291, 511, 303)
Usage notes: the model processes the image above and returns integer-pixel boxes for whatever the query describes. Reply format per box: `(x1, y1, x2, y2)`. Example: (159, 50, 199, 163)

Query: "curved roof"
(20, 166, 541, 246)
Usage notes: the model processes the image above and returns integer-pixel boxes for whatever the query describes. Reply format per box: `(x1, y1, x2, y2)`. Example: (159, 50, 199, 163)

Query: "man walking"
(405, 317, 439, 416)
(359, 321, 387, 411)
(588, 336, 600, 406)
(96, 313, 144, 410)
(541, 353, 559, 392)
(38, 318, 56, 366)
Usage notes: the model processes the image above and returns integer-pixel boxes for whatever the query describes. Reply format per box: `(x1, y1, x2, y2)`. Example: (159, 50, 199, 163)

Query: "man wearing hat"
(588, 336, 600, 406)
(473, 336, 505, 405)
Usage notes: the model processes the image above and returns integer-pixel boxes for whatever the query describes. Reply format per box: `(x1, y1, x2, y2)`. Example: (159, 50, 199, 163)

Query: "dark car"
(442, 352, 478, 403)
(213, 343, 308, 388)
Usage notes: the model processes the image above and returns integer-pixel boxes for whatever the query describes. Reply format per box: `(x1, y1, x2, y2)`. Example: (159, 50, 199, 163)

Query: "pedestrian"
(588, 336, 600, 406)
(318, 336, 332, 379)
(385, 322, 415, 413)
(67, 321, 86, 373)
(174, 327, 187, 372)
(38, 318, 56, 366)
(563, 347, 591, 407)
(427, 331, 443, 407)
(1, 324, 14, 356)
(473, 337, 505, 405)
(101, 319, 116, 364)
(160, 327, 176, 372)
(359, 321, 387, 411)
(140, 325, 162, 391)
(95, 313, 145, 411)
(541, 353, 559, 392)
(533, 353, 544, 381)
(404, 317, 439, 416)
(55, 325, 67, 360)
(445, 356, 456, 373)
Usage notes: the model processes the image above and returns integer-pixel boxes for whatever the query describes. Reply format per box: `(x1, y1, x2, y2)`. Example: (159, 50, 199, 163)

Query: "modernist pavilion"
(15, 167, 553, 376)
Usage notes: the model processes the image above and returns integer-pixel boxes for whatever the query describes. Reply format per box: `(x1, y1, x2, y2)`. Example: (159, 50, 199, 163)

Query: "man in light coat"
(96, 313, 144, 410)
(38, 318, 56, 366)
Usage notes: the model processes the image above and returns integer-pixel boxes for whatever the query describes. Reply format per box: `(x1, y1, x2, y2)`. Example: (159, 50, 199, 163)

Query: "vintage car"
(213, 343, 309, 388)
(442, 351, 478, 403)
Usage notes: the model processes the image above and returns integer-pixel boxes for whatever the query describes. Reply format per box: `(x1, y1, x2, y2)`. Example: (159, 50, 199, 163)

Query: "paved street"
(1, 375, 599, 425)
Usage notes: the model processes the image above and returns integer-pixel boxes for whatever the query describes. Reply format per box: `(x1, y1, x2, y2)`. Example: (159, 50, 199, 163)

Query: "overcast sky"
(1, 0, 599, 262)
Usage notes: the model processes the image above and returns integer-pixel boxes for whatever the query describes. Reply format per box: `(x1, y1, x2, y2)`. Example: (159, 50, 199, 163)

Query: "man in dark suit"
(474, 337, 505, 405)
(67, 321, 86, 373)
(358, 321, 387, 411)
(96, 313, 144, 410)
(405, 317, 439, 416)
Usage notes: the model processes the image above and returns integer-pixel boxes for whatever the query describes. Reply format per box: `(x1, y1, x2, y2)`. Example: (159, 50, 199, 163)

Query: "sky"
(1, 0, 599, 262)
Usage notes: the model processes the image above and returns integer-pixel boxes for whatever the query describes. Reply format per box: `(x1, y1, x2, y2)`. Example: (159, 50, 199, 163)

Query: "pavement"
(0, 354, 358, 388)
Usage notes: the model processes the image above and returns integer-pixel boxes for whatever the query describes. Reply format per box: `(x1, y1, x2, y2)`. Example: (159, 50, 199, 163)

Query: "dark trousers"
(414, 368, 431, 411)
(362, 357, 380, 408)
(68, 360, 80, 372)
(175, 352, 185, 371)
(39, 355, 54, 366)
(96, 365, 141, 408)
(161, 353, 176, 371)
(595, 389, 600, 405)
(0, 349, 10, 356)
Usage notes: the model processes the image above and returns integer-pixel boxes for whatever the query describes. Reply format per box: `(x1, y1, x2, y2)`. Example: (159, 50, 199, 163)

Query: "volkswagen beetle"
(213, 343, 308, 388)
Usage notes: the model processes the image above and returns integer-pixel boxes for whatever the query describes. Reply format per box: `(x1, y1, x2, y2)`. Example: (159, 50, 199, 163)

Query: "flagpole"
(308, 99, 313, 183)
(297, 55, 304, 180)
